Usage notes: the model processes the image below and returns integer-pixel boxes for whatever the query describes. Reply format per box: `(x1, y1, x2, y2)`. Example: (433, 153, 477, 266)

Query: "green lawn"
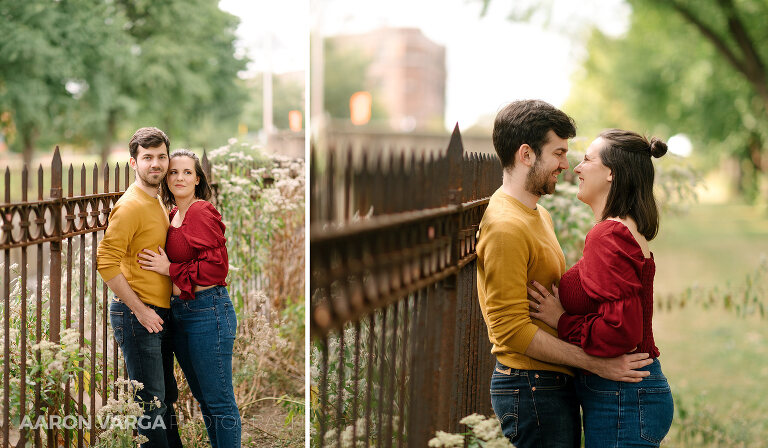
(652, 202, 768, 295)
(650, 202, 768, 447)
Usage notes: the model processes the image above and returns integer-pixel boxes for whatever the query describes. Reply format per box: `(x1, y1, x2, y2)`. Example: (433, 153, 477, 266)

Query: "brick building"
(330, 27, 446, 131)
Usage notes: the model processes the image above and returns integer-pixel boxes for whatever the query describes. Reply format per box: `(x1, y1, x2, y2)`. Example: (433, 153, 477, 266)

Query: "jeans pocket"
(639, 387, 674, 444)
(533, 372, 568, 390)
(185, 298, 215, 312)
(109, 311, 124, 346)
(490, 388, 519, 439)
(582, 374, 620, 396)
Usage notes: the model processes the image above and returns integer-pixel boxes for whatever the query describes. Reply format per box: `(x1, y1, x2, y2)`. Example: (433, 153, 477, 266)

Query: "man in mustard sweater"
(477, 100, 654, 448)
(97, 127, 182, 448)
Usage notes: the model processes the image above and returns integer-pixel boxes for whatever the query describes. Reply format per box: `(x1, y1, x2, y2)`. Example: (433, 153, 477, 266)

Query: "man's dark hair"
(129, 127, 170, 159)
(492, 100, 576, 169)
(161, 149, 213, 208)
(599, 129, 668, 241)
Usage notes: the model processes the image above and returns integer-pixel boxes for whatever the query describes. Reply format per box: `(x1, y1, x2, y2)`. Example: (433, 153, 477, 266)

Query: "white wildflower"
(428, 430, 465, 447)
(473, 417, 503, 441)
(459, 413, 485, 427)
(485, 437, 514, 447)
(47, 360, 64, 374)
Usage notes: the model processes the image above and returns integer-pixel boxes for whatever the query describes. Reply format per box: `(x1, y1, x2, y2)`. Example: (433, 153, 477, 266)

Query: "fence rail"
(310, 126, 502, 447)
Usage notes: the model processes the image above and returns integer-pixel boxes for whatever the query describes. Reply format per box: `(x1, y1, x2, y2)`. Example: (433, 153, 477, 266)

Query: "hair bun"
(649, 137, 668, 158)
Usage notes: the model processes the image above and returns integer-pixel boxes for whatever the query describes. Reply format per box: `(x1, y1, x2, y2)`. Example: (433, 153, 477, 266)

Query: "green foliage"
(0, 0, 248, 161)
(310, 302, 411, 447)
(657, 254, 768, 319)
(208, 139, 305, 308)
(563, 0, 768, 200)
(94, 379, 155, 448)
(207, 139, 305, 442)
(668, 391, 760, 447)
(322, 38, 387, 122)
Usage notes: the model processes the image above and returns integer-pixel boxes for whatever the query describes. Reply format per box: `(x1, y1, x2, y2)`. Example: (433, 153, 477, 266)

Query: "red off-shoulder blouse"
(557, 220, 660, 358)
(166, 201, 228, 301)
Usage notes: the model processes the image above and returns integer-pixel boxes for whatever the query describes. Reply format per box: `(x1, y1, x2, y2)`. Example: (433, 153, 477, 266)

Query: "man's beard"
(138, 169, 164, 188)
(525, 159, 558, 196)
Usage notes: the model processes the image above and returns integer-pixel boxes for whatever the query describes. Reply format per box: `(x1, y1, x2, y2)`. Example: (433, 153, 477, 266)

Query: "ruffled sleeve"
(557, 221, 644, 357)
(169, 202, 229, 300)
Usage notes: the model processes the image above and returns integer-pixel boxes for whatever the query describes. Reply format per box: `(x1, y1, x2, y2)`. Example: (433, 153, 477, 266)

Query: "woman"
(528, 129, 674, 447)
(138, 149, 241, 447)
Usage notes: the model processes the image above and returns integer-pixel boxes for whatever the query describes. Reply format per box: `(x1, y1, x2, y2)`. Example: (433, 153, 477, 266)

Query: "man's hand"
(134, 305, 164, 333)
(589, 352, 653, 382)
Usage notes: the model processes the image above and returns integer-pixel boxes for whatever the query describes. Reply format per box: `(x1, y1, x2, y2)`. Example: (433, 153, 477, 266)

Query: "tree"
(0, 0, 248, 165)
(107, 0, 247, 158)
(0, 0, 102, 166)
(563, 1, 767, 199)
(480, 0, 768, 199)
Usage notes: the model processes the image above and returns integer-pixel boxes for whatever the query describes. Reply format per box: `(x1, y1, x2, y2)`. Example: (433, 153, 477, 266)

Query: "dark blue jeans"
(109, 300, 183, 448)
(490, 360, 581, 448)
(576, 358, 674, 447)
(171, 286, 241, 448)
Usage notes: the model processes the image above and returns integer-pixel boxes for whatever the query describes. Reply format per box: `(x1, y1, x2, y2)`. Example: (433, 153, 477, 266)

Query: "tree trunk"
(22, 129, 36, 168)
(100, 109, 117, 167)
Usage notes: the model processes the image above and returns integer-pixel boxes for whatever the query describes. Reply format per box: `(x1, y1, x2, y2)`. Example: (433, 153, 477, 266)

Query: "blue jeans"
(576, 358, 674, 447)
(490, 360, 581, 448)
(109, 300, 183, 448)
(171, 286, 241, 448)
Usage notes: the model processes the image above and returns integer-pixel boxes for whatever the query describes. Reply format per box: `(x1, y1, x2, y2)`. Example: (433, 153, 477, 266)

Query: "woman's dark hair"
(598, 129, 668, 240)
(161, 149, 212, 208)
(493, 100, 576, 169)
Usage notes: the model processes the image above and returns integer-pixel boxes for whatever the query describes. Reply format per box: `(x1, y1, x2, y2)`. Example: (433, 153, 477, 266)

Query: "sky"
(218, 0, 670, 139)
(314, 0, 632, 130)
(218, 0, 308, 76)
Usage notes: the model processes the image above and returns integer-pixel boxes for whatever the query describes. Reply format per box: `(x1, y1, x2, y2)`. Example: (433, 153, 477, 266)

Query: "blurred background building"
(329, 27, 446, 132)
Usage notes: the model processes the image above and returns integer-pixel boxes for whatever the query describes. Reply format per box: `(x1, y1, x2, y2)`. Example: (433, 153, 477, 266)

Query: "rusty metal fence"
(0, 148, 139, 447)
(0, 147, 264, 447)
(310, 127, 502, 447)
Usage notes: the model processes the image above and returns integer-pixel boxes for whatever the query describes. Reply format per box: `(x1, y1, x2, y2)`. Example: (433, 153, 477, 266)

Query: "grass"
(651, 201, 768, 295)
(649, 201, 768, 446)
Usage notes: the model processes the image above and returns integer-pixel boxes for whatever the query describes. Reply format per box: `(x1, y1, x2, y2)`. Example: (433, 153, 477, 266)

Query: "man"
(97, 127, 182, 448)
(476, 100, 653, 448)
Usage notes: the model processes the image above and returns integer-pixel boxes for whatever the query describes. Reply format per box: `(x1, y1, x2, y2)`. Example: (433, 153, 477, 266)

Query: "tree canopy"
(0, 0, 248, 165)
(481, 0, 768, 199)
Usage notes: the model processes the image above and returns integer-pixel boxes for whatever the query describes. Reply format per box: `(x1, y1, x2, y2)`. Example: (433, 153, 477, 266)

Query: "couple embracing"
(477, 100, 674, 447)
(96, 127, 240, 447)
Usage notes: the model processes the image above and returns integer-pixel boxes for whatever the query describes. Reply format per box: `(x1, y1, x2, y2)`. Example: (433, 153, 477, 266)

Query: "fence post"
(435, 125, 465, 434)
(49, 147, 63, 343)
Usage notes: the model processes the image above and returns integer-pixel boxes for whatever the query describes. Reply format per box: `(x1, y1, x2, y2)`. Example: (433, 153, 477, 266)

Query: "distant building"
(329, 27, 446, 132)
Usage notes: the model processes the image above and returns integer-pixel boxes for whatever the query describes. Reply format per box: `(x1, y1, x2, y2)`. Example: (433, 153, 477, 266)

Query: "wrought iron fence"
(0, 148, 141, 447)
(310, 126, 502, 447)
(0, 147, 267, 447)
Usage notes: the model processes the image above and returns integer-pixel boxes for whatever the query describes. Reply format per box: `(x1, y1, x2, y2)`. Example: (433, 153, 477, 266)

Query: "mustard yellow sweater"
(97, 184, 172, 308)
(476, 188, 572, 375)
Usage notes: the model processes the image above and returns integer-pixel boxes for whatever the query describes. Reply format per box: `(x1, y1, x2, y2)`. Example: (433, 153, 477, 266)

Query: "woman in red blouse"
(139, 149, 241, 447)
(528, 129, 674, 447)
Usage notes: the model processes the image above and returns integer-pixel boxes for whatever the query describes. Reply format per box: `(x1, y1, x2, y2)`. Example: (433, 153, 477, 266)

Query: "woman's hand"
(528, 280, 565, 329)
(138, 246, 171, 276)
